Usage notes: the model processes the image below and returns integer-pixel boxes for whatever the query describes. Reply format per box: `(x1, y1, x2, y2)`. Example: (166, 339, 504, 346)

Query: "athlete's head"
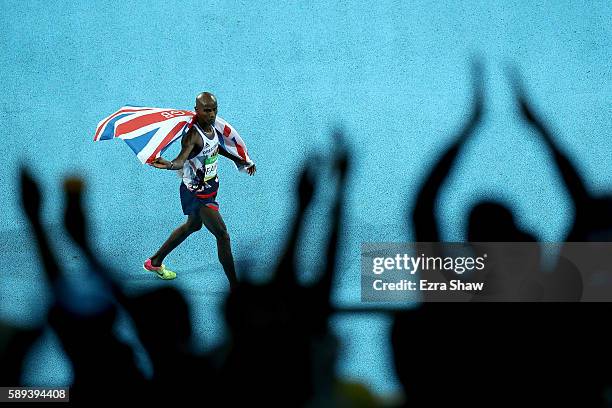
(195, 92, 217, 126)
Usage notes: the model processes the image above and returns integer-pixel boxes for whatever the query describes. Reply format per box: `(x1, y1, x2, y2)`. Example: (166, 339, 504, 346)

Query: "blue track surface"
(1, 0, 610, 397)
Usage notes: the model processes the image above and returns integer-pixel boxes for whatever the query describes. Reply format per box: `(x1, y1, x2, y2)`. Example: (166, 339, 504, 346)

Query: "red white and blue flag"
(94, 106, 253, 171)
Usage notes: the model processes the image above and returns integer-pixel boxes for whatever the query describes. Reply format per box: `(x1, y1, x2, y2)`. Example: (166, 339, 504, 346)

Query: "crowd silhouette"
(1, 64, 611, 406)
(394, 63, 611, 407)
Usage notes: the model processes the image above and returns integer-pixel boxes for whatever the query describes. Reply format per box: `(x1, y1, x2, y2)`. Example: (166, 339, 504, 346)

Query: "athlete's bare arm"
(150, 128, 197, 170)
(217, 147, 240, 162)
(217, 147, 257, 176)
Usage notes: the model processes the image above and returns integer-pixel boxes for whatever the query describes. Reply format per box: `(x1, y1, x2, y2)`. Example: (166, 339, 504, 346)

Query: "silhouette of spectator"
(410, 65, 591, 303)
(392, 63, 610, 407)
(410, 61, 540, 304)
(510, 68, 612, 242)
(412, 62, 536, 244)
(18, 172, 221, 403)
(62, 177, 217, 404)
(220, 136, 372, 406)
(20, 170, 148, 403)
(511, 67, 612, 401)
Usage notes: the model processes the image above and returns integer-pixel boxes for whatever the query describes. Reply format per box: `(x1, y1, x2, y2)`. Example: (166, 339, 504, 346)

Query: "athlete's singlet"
(181, 123, 220, 192)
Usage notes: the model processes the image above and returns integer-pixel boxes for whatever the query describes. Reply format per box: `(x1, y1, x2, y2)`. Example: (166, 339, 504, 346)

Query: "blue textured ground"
(1, 0, 610, 398)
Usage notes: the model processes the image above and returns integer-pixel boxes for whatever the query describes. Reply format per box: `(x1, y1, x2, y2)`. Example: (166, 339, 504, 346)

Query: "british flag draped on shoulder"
(94, 106, 253, 172)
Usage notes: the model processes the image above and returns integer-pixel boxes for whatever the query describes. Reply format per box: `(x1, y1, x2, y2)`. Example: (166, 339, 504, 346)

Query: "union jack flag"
(94, 106, 253, 171)
(94, 106, 196, 164)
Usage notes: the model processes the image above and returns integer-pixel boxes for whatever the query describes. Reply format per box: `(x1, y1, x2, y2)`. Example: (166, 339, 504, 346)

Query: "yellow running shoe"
(143, 258, 177, 280)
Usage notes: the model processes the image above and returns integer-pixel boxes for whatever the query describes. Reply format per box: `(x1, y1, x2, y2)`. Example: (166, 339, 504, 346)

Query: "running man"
(143, 92, 255, 289)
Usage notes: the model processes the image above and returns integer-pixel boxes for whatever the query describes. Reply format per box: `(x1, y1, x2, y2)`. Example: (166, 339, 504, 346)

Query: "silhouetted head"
(195, 92, 217, 127)
(468, 201, 535, 242)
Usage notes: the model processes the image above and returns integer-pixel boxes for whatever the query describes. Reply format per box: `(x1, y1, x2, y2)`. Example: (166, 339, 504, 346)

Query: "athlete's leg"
(150, 214, 203, 267)
(199, 206, 238, 289)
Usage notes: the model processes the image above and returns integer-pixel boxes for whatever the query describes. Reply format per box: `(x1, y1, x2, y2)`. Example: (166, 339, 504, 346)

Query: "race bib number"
(204, 161, 218, 180)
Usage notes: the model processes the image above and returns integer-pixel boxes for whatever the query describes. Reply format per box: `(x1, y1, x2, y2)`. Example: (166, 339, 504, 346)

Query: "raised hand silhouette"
(221, 134, 351, 406)
(19, 168, 147, 403)
(510, 66, 612, 241)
